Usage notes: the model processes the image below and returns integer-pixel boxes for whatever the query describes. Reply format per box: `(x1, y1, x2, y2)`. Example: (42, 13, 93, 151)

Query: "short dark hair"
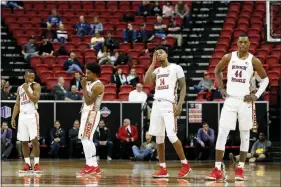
(203, 122, 208, 126)
(86, 63, 101, 75)
(239, 33, 248, 38)
(154, 45, 168, 54)
(25, 69, 34, 75)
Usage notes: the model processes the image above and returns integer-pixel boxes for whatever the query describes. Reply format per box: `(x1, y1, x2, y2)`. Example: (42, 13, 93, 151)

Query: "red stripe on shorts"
(35, 112, 40, 140)
(173, 104, 178, 133)
(83, 111, 97, 140)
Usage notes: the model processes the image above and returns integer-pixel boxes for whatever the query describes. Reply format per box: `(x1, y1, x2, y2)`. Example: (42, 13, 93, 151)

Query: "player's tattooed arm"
(11, 88, 20, 128)
(144, 53, 157, 84)
(215, 53, 231, 97)
(83, 82, 104, 106)
(24, 83, 41, 103)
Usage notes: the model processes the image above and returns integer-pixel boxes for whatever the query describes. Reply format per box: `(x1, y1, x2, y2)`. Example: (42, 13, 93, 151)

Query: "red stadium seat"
(266, 56, 280, 68)
(118, 92, 129, 101)
(17, 34, 29, 46)
(85, 56, 97, 64)
(70, 49, 83, 57)
(40, 71, 53, 83)
(255, 49, 270, 57)
(51, 42, 62, 52)
(57, 56, 69, 65)
(101, 65, 113, 73)
(271, 49, 281, 57)
(117, 65, 130, 75)
(269, 78, 279, 87)
(127, 49, 140, 58)
(84, 49, 97, 58)
(55, 71, 69, 78)
(69, 2, 81, 10)
(120, 85, 133, 93)
(77, 42, 90, 51)
(142, 86, 151, 95)
(43, 56, 57, 67)
(134, 65, 145, 74)
(119, 43, 131, 52)
(70, 35, 82, 43)
(30, 56, 43, 68)
(107, 1, 118, 10)
(133, 43, 145, 51)
(103, 92, 117, 101)
(64, 42, 76, 53)
(35, 64, 49, 76)
(104, 84, 117, 93)
(52, 64, 64, 74)
(46, 3, 57, 10)
(271, 65, 281, 74)
(46, 77, 58, 90)
(212, 50, 225, 59)
(100, 72, 112, 82)
(139, 56, 151, 69)
(99, 78, 109, 85)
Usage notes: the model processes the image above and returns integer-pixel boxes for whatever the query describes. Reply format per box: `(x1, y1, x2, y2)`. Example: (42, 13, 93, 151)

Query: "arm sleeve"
(196, 129, 202, 144)
(209, 129, 215, 143)
(118, 128, 127, 141)
(50, 129, 55, 141)
(60, 129, 66, 144)
(53, 85, 65, 97)
(176, 65, 185, 79)
(106, 129, 111, 141)
(132, 126, 138, 141)
(6, 129, 12, 144)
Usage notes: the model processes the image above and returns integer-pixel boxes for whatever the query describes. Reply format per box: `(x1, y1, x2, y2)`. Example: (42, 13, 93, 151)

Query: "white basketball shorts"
(148, 100, 177, 137)
(78, 110, 100, 141)
(17, 112, 40, 141)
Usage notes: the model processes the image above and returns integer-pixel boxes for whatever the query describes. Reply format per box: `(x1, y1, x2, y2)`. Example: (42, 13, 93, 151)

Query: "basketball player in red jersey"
(11, 70, 42, 174)
(144, 46, 191, 178)
(205, 33, 269, 181)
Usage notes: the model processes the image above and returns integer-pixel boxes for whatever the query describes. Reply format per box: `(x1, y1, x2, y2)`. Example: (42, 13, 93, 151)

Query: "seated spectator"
(89, 17, 103, 35)
(57, 44, 68, 56)
(47, 9, 62, 28)
(194, 71, 214, 100)
(130, 132, 156, 161)
(39, 36, 54, 57)
(68, 120, 81, 159)
(175, 1, 190, 28)
(167, 19, 182, 47)
(48, 121, 65, 158)
(111, 68, 127, 88)
(150, 1, 162, 16)
(93, 120, 113, 161)
(97, 46, 111, 65)
(1, 82, 16, 100)
(136, 23, 154, 43)
(114, 52, 131, 67)
(162, 1, 174, 18)
(76, 15, 90, 37)
(53, 77, 68, 100)
(70, 72, 82, 90)
(127, 68, 140, 87)
(154, 16, 167, 38)
(56, 24, 68, 44)
(117, 119, 138, 159)
(195, 122, 215, 160)
(21, 36, 38, 63)
(104, 32, 118, 52)
(128, 83, 147, 103)
(65, 85, 82, 101)
(90, 31, 104, 52)
(41, 23, 57, 42)
(123, 23, 137, 44)
(138, 1, 150, 17)
(1, 1, 23, 9)
(1, 122, 13, 160)
(63, 52, 83, 74)
(110, 51, 119, 66)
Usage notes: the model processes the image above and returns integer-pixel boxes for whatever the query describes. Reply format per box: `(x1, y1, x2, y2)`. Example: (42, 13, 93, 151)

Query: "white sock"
(24, 157, 31, 166)
(82, 139, 94, 166)
(34, 157, 39, 165)
(238, 162, 245, 168)
(215, 162, 221, 170)
(181, 159, 187, 164)
(160, 163, 166, 168)
(90, 141, 98, 167)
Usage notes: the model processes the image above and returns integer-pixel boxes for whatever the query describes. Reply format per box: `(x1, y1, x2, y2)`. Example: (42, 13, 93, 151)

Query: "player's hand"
(11, 119, 16, 129)
(152, 52, 157, 66)
(81, 77, 87, 89)
(126, 138, 130, 142)
(244, 94, 257, 103)
(23, 83, 29, 91)
(131, 137, 134, 142)
(219, 88, 228, 98)
(174, 104, 183, 116)
(200, 142, 205, 148)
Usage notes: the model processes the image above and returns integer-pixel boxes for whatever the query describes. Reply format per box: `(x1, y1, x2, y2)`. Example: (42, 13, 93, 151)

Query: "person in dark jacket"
(68, 120, 81, 158)
(63, 52, 83, 74)
(104, 32, 118, 52)
(93, 120, 113, 160)
(150, 1, 162, 16)
(65, 85, 82, 101)
(70, 72, 82, 91)
(136, 23, 154, 43)
(38, 36, 54, 57)
(53, 77, 68, 100)
(48, 121, 65, 158)
(122, 23, 136, 44)
(138, 1, 150, 17)
(1, 122, 13, 160)
(110, 68, 127, 89)
(41, 23, 57, 42)
(76, 16, 90, 37)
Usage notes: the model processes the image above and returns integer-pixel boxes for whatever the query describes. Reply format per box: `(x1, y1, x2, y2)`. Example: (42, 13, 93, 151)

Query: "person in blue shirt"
(65, 85, 82, 101)
(154, 16, 167, 38)
(1, 121, 13, 160)
(76, 16, 90, 37)
(136, 23, 155, 43)
(89, 17, 103, 35)
(63, 52, 83, 74)
(47, 9, 62, 28)
(195, 122, 215, 160)
(122, 23, 137, 44)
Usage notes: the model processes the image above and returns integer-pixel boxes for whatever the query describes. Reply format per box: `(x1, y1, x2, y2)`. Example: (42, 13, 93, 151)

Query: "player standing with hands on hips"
(205, 33, 269, 181)
(144, 46, 191, 178)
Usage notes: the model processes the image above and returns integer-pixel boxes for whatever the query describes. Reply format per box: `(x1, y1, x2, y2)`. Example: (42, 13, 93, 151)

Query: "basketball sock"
(24, 157, 31, 166)
(160, 163, 166, 168)
(181, 159, 188, 164)
(34, 157, 39, 165)
(215, 162, 221, 170)
(90, 141, 98, 167)
(237, 162, 245, 168)
(82, 139, 94, 166)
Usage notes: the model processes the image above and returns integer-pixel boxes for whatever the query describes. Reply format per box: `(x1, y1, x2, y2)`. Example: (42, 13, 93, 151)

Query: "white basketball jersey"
(226, 51, 254, 97)
(153, 63, 185, 103)
(82, 80, 104, 111)
(19, 82, 38, 113)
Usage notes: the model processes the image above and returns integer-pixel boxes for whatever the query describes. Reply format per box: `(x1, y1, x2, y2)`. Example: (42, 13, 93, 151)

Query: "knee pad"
(167, 135, 178, 144)
(156, 136, 165, 144)
(215, 127, 230, 151)
(240, 130, 250, 152)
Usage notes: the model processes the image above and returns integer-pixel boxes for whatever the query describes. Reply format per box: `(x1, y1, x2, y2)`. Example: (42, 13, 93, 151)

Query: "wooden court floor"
(1, 160, 280, 187)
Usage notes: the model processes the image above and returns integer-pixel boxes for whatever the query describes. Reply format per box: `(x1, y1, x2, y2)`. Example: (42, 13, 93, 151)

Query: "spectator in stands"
(111, 68, 127, 88)
(22, 36, 38, 63)
(47, 9, 62, 28)
(65, 85, 82, 101)
(123, 23, 137, 44)
(41, 23, 57, 42)
(1, 122, 13, 160)
(104, 32, 118, 52)
(53, 77, 68, 100)
(90, 31, 104, 52)
(64, 52, 83, 74)
(114, 52, 131, 67)
(154, 16, 167, 38)
(128, 83, 147, 104)
(70, 72, 82, 91)
(1, 82, 16, 100)
(89, 17, 103, 35)
(194, 71, 214, 100)
(138, 1, 150, 17)
(68, 120, 81, 159)
(167, 19, 182, 47)
(127, 68, 140, 88)
(1, 1, 23, 9)
(136, 23, 154, 43)
(109, 51, 119, 65)
(162, 1, 174, 18)
(130, 131, 156, 161)
(150, 1, 162, 16)
(56, 24, 68, 44)
(76, 15, 90, 37)
(175, 1, 190, 28)
(39, 36, 54, 57)
(93, 120, 113, 161)
(118, 118, 138, 159)
(195, 122, 215, 160)
(97, 46, 111, 65)
(48, 120, 65, 158)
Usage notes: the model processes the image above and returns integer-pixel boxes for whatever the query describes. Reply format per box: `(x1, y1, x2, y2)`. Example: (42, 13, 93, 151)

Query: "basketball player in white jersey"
(76, 63, 104, 176)
(205, 33, 269, 181)
(144, 46, 191, 178)
(11, 70, 42, 174)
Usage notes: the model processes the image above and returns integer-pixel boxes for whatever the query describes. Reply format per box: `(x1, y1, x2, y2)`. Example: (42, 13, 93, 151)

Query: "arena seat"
(120, 85, 133, 93)
(103, 92, 117, 101)
(118, 92, 129, 101)
(104, 84, 117, 93)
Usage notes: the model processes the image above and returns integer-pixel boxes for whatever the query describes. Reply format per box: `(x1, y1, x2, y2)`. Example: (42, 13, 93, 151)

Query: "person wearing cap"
(194, 72, 214, 100)
(47, 9, 62, 28)
(136, 23, 154, 43)
(21, 36, 39, 63)
(38, 36, 54, 57)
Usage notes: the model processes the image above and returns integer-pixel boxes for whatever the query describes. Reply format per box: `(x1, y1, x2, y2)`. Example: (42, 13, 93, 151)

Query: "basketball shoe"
(19, 163, 32, 173)
(93, 166, 102, 175)
(76, 165, 99, 176)
(205, 167, 223, 180)
(152, 166, 169, 178)
(177, 163, 191, 178)
(33, 164, 42, 174)
(235, 167, 244, 181)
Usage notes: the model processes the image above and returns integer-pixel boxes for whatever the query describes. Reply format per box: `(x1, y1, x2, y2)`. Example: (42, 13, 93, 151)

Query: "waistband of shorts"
(20, 110, 37, 114)
(153, 98, 175, 104)
(227, 95, 245, 100)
